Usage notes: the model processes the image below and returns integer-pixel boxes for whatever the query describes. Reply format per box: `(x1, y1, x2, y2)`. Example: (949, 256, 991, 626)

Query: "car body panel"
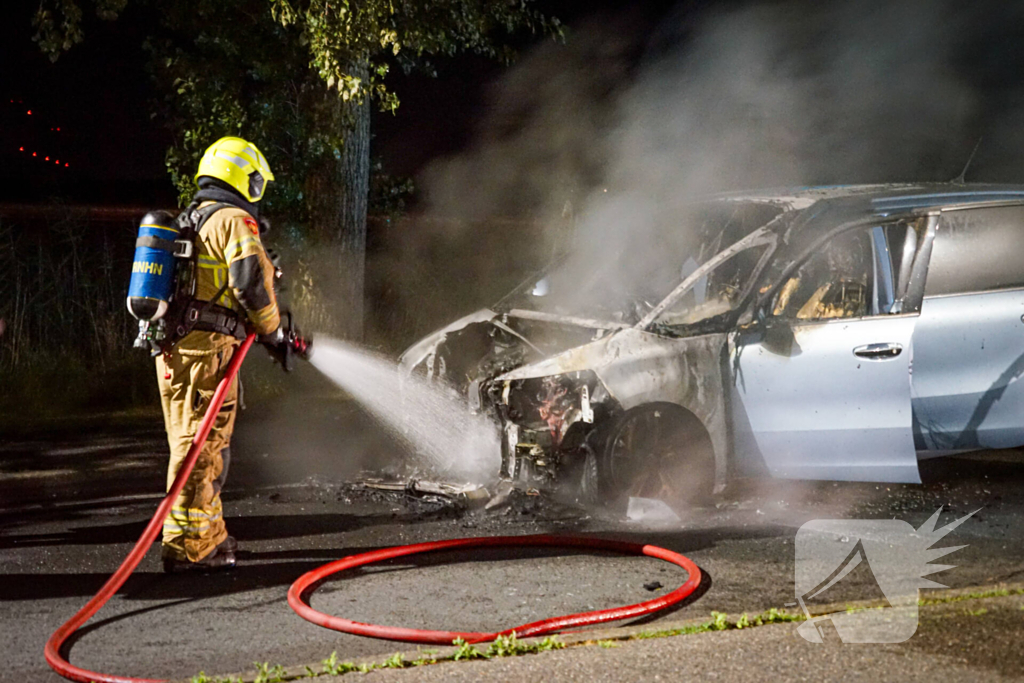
(732, 314, 920, 483)
(911, 290, 1024, 450)
(398, 308, 498, 373)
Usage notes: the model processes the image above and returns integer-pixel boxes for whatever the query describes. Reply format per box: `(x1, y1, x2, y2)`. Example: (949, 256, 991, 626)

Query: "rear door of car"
(911, 204, 1024, 451)
(730, 219, 926, 483)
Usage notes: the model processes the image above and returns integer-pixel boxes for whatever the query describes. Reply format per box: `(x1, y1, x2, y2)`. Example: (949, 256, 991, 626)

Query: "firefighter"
(158, 136, 281, 573)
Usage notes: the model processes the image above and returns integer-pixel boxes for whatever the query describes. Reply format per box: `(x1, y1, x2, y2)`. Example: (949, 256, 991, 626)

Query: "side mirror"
(763, 316, 801, 357)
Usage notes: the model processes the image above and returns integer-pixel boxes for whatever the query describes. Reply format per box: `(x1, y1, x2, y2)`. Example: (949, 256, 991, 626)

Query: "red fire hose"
(44, 334, 257, 683)
(287, 535, 702, 644)
(45, 333, 703, 682)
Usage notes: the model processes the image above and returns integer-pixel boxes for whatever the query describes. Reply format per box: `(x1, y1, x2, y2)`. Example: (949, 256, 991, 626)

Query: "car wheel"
(600, 406, 715, 509)
(577, 446, 600, 506)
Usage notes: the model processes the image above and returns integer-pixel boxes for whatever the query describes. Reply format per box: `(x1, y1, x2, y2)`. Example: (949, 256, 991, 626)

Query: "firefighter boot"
(162, 545, 236, 574)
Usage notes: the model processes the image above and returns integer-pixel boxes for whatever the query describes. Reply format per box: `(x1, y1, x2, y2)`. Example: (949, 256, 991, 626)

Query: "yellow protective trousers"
(156, 343, 238, 562)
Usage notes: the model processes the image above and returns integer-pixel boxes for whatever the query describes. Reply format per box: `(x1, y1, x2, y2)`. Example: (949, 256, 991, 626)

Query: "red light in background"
(55, 160, 60, 165)
(56, 127, 61, 132)
(19, 147, 24, 152)
(26, 110, 32, 115)
(32, 152, 37, 157)
(65, 163, 69, 167)
(45, 156, 50, 161)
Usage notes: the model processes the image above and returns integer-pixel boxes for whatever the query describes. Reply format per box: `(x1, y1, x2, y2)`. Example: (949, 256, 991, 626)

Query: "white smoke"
(420, 0, 1024, 257)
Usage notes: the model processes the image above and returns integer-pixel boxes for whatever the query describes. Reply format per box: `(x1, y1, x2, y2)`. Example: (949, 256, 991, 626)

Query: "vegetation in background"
(32, 0, 561, 339)
(0, 214, 157, 422)
(0, 209, 547, 425)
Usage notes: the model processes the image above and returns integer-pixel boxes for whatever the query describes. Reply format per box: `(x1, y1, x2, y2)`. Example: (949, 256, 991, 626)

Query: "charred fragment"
(487, 372, 614, 490)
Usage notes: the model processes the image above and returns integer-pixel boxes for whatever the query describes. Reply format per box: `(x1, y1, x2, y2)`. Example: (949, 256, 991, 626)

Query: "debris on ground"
(250, 472, 597, 530)
(627, 496, 681, 524)
(485, 486, 589, 521)
(361, 478, 491, 506)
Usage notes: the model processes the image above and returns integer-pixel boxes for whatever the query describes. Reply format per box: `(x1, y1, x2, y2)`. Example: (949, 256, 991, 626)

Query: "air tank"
(127, 210, 179, 321)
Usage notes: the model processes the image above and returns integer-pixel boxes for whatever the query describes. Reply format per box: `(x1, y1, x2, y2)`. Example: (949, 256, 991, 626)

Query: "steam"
(415, 0, 1024, 327)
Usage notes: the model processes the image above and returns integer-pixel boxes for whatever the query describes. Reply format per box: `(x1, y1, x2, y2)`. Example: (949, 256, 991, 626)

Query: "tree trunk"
(306, 68, 371, 340)
(337, 82, 370, 340)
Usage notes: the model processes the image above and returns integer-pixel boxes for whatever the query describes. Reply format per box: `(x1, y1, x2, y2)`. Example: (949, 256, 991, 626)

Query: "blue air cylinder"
(127, 210, 180, 321)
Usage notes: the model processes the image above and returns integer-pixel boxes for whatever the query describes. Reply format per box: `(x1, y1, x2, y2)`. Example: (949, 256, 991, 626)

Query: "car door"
(911, 204, 1024, 451)
(731, 221, 923, 483)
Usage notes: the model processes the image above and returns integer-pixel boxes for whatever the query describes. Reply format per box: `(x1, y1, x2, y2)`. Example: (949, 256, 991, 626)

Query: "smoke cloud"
(415, 0, 1024, 317)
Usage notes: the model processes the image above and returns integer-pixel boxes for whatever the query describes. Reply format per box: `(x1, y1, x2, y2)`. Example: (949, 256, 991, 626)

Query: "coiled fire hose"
(45, 332, 703, 682)
(287, 536, 702, 644)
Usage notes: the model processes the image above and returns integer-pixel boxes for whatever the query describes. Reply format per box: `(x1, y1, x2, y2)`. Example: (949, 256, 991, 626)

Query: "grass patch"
(191, 588, 1024, 682)
(192, 634, 566, 682)
(635, 608, 803, 640)
(918, 587, 1024, 607)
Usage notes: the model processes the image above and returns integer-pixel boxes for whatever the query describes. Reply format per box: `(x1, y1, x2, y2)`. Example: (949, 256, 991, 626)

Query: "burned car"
(401, 184, 1024, 506)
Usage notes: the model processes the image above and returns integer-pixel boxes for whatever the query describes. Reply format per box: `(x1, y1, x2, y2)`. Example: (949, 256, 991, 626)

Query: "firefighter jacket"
(177, 202, 281, 354)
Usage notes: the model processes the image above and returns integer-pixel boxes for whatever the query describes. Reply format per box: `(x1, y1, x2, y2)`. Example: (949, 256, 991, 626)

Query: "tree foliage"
(32, 0, 560, 220)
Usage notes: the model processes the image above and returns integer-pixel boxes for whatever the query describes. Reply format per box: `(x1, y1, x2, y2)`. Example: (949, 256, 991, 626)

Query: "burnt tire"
(599, 406, 715, 510)
(555, 443, 601, 507)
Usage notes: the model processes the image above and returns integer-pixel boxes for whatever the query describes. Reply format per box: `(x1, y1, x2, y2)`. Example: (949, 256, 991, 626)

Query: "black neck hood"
(193, 177, 260, 218)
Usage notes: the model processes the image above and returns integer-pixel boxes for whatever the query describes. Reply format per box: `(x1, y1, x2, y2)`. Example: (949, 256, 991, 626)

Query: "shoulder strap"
(189, 201, 236, 235)
(161, 202, 245, 351)
(176, 201, 236, 237)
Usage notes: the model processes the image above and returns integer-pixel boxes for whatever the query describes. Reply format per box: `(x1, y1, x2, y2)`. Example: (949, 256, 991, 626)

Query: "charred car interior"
(400, 185, 1024, 510)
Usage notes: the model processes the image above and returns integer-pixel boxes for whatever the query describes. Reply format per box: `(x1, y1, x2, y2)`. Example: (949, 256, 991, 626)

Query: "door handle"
(853, 342, 903, 360)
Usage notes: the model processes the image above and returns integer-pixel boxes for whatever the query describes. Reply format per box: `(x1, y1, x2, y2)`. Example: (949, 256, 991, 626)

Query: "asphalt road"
(2, 402, 1022, 682)
(367, 592, 1024, 682)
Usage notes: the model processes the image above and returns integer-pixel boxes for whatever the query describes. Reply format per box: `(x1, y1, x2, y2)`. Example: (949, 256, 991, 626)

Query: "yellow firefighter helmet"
(195, 136, 275, 202)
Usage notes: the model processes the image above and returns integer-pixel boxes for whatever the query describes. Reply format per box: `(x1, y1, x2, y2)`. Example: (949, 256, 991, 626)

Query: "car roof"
(713, 183, 1024, 215)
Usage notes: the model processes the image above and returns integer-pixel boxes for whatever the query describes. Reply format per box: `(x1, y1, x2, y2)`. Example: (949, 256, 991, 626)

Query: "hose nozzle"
(289, 332, 313, 362)
(260, 311, 312, 372)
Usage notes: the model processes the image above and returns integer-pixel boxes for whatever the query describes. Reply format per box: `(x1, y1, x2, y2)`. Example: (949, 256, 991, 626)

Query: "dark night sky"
(0, 1, 168, 203)
(6, 0, 1022, 209)
(0, 0, 676, 207)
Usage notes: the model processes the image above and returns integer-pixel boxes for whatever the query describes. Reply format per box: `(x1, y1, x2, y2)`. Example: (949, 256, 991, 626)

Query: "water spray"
(44, 334, 704, 683)
(309, 338, 500, 482)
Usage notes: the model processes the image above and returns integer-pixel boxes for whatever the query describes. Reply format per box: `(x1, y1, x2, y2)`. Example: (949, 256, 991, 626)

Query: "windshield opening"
(494, 201, 785, 327)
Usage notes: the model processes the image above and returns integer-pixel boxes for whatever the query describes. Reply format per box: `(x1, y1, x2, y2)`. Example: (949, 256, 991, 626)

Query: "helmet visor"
(249, 171, 266, 201)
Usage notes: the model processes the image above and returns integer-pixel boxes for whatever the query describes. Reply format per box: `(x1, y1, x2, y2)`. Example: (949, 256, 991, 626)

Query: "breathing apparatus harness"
(131, 202, 248, 355)
(129, 200, 312, 369)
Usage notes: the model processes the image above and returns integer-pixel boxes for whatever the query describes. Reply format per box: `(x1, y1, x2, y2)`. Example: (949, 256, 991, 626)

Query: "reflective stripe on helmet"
(244, 145, 268, 169)
(214, 149, 254, 172)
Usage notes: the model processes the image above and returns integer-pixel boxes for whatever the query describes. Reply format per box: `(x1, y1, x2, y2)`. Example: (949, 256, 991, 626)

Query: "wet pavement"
(1, 407, 1022, 682)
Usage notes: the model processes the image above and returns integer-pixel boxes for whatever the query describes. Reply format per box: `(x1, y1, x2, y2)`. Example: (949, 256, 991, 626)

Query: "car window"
(925, 206, 1024, 297)
(649, 241, 772, 328)
(773, 227, 877, 321)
